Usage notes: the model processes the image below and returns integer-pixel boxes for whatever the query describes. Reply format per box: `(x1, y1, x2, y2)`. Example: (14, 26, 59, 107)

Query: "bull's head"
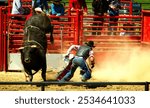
(18, 45, 38, 63)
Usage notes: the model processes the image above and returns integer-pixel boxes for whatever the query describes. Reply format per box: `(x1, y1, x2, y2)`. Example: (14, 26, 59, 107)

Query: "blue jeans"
(61, 56, 91, 82)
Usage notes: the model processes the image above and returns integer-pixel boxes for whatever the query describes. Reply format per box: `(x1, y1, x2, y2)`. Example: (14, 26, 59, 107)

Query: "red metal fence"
(0, 81, 149, 91)
(0, 0, 150, 91)
(0, 0, 150, 71)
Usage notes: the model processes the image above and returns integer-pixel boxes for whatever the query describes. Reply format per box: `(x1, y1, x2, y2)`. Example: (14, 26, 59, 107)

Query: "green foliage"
(134, 0, 150, 9)
(134, 0, 150, 3)
(61, 0, 150, 10)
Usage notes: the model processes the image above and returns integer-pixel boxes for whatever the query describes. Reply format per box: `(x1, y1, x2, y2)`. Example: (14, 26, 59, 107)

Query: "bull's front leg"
(24, 69, 33, 82)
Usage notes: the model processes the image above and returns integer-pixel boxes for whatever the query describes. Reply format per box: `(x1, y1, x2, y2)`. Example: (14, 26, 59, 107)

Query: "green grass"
(134, 0, 150, 9)
(134, 0, 150, 3)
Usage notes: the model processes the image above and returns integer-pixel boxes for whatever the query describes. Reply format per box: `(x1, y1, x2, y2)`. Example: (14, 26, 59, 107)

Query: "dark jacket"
(108, 0, 121, 21)
(92, 0, 109, 15)
(108, 0, 121, 16)
(34, 0, 49, 12)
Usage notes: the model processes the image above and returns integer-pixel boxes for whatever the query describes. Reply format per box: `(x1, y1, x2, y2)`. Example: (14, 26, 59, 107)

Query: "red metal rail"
(0, 7, 7, 71)
(0, 7, 3, 71)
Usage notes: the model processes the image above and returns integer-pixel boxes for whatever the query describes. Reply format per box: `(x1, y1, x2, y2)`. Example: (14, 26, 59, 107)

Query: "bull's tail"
(50, 25, 54, 44)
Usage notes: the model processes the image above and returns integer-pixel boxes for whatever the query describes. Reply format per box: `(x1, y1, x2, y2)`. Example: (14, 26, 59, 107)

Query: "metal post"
(145, 82, 149, 91)
(0, 7, 3, 71)
(60, 24, 64, 53)
(129, 1, 133, 15)
(41, 85, 45, 91)
(3, 7, 7, 71)
(74, 9, 79, 44)
(59, 24, 65, 70)
(79, 10, 83, 45)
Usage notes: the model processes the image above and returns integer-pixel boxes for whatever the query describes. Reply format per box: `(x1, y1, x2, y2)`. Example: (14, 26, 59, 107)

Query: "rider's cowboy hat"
(85, 41, 95, 47)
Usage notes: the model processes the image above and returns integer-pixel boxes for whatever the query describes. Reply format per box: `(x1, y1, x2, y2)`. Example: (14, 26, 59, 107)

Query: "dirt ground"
(0, 70, 147, 91)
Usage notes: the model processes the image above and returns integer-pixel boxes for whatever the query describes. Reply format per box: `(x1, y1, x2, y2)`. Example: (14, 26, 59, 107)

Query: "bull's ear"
(31, 45, 37, 48)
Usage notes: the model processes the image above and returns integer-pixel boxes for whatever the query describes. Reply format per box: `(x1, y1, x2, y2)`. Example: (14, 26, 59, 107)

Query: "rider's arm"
(66, 45, 80, 55)
(89, 50, 95, 68)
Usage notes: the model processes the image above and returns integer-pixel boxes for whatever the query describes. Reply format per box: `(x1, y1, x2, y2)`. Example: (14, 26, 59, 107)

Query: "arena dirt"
(0, 71, 146, 91)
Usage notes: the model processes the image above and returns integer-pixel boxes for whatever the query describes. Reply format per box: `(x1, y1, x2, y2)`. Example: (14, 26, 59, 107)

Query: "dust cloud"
(92, 47, 150, 82)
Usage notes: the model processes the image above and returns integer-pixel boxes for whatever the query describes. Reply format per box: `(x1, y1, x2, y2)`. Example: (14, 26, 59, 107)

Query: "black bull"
(19, 14, 54, 82)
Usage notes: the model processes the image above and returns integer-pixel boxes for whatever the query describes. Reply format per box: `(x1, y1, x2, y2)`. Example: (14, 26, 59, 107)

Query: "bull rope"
(24, 40, 44, 50)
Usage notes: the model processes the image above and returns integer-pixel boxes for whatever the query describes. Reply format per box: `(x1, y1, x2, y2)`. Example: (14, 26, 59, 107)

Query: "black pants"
(92, 15, 104, 35)
(108, 18, 118, 35)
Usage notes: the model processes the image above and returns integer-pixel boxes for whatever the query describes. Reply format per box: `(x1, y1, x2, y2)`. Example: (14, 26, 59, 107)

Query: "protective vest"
(76, 45, 91, 60)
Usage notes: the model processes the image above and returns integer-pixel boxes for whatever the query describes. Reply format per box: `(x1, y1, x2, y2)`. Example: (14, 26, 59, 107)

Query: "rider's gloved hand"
(64, 54, 69, 59)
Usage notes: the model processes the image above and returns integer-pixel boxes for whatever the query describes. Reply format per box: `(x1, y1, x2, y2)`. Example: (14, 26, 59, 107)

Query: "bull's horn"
(31, 45, 37, 48)
(18, 47, 24, 50)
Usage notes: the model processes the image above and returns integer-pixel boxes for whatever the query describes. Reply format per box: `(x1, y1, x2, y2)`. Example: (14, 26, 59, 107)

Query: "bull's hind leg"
(41, 68, 46, 81)
(41, 59, 47, 81)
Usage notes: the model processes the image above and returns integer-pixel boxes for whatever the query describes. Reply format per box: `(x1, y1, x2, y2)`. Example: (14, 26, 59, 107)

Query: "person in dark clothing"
(50, 0, 65, 16)
(60, 41, 95, 82)
(108, 0, 121, 35)
(92, 0, 109, 35)
(11, 0, 31, 20)
(33, 0, 49, 14)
